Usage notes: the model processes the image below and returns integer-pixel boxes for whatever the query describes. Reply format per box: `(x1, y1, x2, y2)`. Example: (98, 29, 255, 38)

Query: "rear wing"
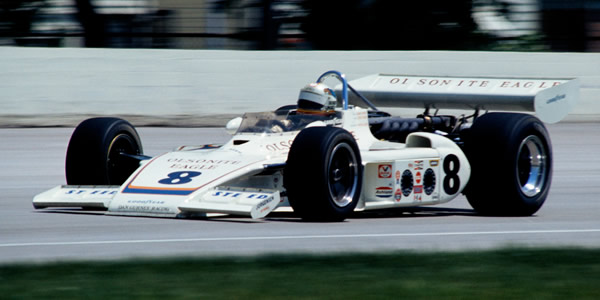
(341, 74, 579, 123)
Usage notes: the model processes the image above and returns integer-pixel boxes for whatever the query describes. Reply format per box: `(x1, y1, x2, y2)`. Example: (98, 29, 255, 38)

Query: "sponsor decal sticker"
(213, 191, 270, 200)
(414, 185, 423, 194)
(375, 186, 393, 198)
(256, 198, 272, 210)
(394, 189, 402, 202)
(414, 185, 423, 201)
(65, 189, 117, 196)
(378, 164, 393, 178)
(385, 76, 563, 90)
(547, 94, 566, 104)
(167, 158, 241, 170)
(117, 199, 171, 213)
(264, 140, 294, 152)
(413, 160, 423, 170)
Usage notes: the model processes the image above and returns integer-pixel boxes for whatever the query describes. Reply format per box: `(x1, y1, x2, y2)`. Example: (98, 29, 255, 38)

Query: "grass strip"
(1, 248, 600, 299)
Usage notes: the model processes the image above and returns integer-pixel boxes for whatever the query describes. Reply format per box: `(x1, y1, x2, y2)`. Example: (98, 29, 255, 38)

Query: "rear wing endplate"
(343, 74, 579, 123)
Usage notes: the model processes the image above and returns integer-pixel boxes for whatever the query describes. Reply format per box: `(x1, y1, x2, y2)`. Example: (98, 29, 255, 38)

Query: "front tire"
(284, 127, 362, 221)
(463, 113, 552, 216)
(66, 117, 143, 185)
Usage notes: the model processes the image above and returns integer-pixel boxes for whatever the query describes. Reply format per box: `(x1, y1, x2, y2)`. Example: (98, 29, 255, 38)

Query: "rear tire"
(66, 117, 143, 185)
(284, 127, 362, 221)
(463, 113, 552, 216)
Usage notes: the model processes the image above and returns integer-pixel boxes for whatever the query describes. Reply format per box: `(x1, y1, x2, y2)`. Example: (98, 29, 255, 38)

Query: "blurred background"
(1, 0, 599, 51)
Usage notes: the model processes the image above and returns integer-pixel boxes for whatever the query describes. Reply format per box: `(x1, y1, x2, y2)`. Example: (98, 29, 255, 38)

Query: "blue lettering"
(66, 190, 86, 195)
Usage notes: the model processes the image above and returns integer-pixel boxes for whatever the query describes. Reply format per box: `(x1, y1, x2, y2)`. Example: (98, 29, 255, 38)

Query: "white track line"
(2, 229, 600, 248)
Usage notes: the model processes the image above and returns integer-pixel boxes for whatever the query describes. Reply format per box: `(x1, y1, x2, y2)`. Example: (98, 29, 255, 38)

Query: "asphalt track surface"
(1, 123, 600, 263)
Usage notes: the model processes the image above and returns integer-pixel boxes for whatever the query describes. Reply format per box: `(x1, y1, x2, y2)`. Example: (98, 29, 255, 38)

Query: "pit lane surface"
(1, 123, 599, 263)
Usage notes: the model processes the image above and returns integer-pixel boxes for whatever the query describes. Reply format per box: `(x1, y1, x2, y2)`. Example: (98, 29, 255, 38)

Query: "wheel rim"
(327, 143, 359, 207)
(107, 133, 139, 185)
(517, 135, 548, 197)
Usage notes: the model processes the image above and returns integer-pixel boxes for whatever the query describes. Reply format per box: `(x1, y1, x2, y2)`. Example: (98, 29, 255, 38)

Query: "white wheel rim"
(517, 135, 548, 197)
(327, 143, 359, 207)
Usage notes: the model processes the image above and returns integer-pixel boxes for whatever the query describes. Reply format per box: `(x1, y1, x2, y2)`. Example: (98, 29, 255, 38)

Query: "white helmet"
(297, 83, 337, 112)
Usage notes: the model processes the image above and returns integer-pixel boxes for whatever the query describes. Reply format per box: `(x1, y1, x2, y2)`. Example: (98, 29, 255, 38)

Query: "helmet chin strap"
(296, 108, 336, 116)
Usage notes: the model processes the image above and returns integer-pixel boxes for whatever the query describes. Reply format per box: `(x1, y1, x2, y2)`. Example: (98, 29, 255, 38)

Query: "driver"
(296, 82, 337, 115)
(268, 82, 338, 133)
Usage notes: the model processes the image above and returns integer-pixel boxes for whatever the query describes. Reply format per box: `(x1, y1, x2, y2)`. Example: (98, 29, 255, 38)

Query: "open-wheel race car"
(33, 70, 579, 221)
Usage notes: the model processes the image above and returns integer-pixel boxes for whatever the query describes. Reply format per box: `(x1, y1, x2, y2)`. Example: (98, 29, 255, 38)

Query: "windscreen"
(236, 111, 337, 134)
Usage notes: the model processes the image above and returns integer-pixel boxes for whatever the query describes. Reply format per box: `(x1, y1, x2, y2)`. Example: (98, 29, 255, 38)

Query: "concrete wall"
(1, 47, 598, 127)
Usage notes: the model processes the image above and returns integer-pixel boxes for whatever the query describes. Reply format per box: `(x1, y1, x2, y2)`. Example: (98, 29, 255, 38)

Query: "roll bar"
(316, 70, 378, 111)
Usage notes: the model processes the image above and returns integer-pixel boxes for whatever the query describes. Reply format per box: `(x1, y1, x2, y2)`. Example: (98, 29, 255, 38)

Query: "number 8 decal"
(443, 154, 460, 195)
(159, 171, 201, 185)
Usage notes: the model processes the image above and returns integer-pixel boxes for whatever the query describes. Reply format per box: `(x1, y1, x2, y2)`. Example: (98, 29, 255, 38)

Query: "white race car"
(33, 71, 579, 221)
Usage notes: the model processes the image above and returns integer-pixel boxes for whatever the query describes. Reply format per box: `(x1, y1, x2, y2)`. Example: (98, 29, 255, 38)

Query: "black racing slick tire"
(284, 127, 362, 221)
(66, 117, 143, 185)
(462, 113, 552, 216)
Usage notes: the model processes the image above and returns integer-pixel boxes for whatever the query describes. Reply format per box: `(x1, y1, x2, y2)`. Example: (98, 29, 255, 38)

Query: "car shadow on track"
(34, 208, 108, 216)
(351, 207, 479, 219)
(34, 206, 483, 223)
(258, 206, 481, 223)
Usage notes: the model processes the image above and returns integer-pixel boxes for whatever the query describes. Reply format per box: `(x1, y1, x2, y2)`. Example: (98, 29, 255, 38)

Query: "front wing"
(33, 185, 281, 219)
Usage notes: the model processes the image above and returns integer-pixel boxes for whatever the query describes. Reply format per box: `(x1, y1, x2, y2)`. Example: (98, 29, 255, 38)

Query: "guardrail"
(0, 47, 598, 127)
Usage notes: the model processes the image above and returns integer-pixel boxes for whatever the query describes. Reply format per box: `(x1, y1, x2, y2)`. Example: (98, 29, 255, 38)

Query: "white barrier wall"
(1, 47, 598, 126)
